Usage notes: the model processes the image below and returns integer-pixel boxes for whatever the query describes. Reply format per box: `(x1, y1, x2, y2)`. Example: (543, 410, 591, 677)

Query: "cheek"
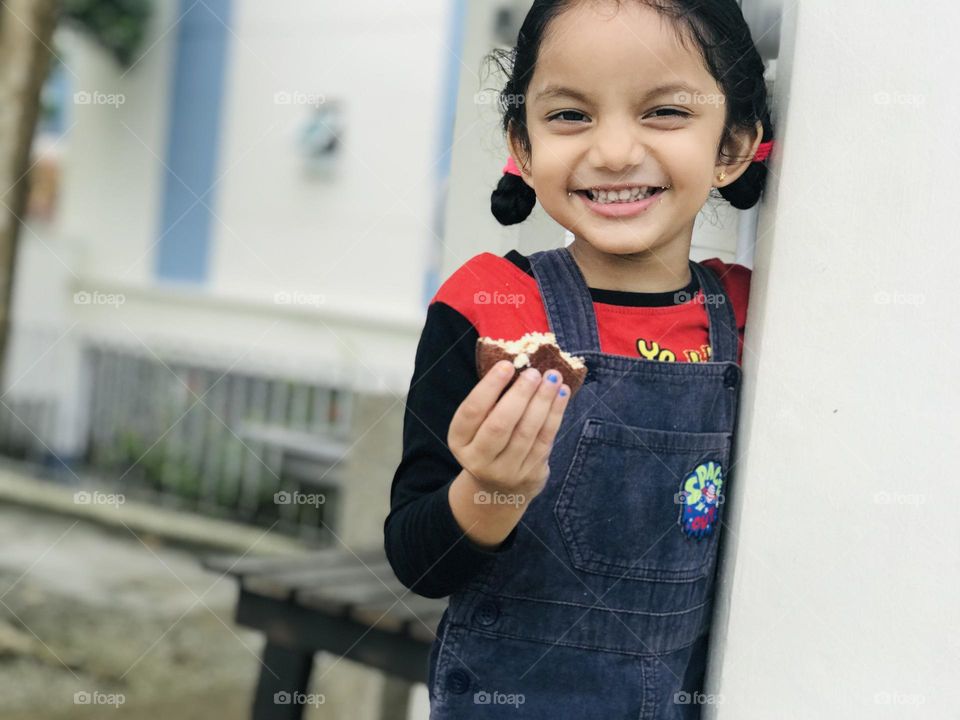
(533, 142, 569, 183)
(660, 141, 706, 175)
(527, 130, 577, 185)
(534, 161, 574, 195)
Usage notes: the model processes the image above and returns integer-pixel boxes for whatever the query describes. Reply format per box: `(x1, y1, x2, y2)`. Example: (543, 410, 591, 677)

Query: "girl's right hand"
(448, 360, 571, 501)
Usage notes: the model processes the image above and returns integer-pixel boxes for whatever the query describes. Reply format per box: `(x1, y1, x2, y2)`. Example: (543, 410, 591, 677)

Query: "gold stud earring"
(718, 171, 727, 183)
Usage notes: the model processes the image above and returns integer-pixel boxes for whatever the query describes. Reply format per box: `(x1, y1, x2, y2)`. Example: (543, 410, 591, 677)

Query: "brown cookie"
(476, 331, 588, 397)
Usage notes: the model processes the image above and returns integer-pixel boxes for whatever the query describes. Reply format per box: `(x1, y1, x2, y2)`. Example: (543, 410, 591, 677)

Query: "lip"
(582, 183, 665, 192)
(574, 188, 668, 218)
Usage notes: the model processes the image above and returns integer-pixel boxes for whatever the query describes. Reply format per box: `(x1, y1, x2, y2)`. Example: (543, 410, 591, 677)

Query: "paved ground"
(0, 502, 431, 719)
(0, 503, 265, 718)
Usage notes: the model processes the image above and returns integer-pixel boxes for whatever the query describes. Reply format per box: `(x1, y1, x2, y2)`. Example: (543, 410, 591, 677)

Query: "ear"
(715, 120, 764, 188)
(506, 121, 535, 190)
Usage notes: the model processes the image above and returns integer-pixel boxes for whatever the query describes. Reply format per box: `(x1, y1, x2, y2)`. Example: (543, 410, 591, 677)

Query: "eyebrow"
(533, 82, 701, 104)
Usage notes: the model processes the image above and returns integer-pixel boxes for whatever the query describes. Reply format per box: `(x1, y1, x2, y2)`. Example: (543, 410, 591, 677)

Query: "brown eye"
(649, 108, 690, 118)
(548, 110, 588, 122)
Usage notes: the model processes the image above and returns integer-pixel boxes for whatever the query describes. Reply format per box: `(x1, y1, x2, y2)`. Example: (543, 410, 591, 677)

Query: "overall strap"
(689, 260, 739, 364)
(528, 246, 601, 354)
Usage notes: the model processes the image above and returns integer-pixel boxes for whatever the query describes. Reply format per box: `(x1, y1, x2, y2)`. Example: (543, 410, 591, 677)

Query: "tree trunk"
(0, 0, 60, 385)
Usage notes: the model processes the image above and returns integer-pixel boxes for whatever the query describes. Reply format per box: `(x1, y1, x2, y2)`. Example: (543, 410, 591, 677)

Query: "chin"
(575, 232, 664, 256)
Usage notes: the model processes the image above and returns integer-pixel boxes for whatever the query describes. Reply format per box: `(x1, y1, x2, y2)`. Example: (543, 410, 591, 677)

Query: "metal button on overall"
(445, 668, 471, 694)
(473, 598, 499, 626)
(723, 365, 740, 388)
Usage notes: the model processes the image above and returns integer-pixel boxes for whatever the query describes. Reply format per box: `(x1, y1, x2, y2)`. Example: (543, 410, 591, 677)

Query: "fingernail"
(545, 371, 559, 383)
(559, 387, 568, 397)
(522, 367, 540, 382)
(497, 361, 514, 376)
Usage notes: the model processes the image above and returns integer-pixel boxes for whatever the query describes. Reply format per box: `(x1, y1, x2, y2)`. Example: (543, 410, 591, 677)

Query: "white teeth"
(590, 187, 660, 204)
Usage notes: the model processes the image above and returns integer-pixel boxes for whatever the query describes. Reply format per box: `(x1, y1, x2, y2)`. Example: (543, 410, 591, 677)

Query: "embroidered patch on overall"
(678, 460, 723, 539)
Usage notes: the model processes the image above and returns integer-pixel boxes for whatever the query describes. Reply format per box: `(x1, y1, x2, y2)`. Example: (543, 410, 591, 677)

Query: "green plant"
(61, 0, 152, 67)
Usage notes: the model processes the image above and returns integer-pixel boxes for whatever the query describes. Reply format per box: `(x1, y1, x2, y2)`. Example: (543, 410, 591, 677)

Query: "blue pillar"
(154, 0, 233, 283)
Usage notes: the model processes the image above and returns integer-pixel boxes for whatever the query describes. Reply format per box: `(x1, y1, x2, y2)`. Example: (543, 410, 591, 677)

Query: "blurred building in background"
(7, 0, 462, 545)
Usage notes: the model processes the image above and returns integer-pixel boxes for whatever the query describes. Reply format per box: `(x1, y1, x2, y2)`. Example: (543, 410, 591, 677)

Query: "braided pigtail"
(717, 110, 776, 210)
(491, 169, 536, 226)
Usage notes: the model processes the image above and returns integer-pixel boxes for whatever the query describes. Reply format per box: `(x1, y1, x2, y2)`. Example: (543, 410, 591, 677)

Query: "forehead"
(531, 1, 717, 101)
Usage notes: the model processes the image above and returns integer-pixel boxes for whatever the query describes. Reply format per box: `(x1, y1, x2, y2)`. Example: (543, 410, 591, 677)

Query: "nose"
(588, 116, 647, 174)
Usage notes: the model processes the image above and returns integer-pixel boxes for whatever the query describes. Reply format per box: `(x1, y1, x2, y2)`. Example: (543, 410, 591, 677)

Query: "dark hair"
(487, 0, 776, 225)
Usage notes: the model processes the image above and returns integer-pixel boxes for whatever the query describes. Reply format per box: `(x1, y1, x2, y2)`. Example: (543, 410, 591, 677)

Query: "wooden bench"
(203, 547, 447, 720)
(236, 422, 353, 539)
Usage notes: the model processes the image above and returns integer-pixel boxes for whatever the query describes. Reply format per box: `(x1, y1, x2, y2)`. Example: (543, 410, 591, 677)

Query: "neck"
(568, 238, 693, 293)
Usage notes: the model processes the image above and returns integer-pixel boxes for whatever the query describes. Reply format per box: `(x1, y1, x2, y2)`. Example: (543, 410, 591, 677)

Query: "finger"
(519, 383, 570, 479)
(471, 366, 544, 458)
(497, 367, 563, 467)
(448, 359, 518, 448)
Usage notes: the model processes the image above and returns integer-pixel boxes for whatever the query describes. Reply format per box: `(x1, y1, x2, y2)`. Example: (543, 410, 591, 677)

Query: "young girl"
(384, 1, 775, 717)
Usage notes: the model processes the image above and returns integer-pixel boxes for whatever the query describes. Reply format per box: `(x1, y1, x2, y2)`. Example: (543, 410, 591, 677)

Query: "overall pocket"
(554, 418, 731, 582)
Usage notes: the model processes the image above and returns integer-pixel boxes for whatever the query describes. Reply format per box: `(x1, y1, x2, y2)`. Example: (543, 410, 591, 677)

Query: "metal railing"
(0, 321, 357, 542)
(82, 343, 354, 541)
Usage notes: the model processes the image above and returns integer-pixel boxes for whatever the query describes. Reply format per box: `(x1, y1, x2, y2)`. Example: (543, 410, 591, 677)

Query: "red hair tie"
(501, 140, 774, 177)
(753, 140, 774, 162)
(502, 156, 522, 176)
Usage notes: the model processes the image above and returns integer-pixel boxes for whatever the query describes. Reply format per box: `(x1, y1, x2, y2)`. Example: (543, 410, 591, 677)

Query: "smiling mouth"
(573, 187, 668, 204)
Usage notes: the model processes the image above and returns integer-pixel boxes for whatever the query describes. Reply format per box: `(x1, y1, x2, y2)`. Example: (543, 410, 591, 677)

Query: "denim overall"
(428, 246, 742, 719)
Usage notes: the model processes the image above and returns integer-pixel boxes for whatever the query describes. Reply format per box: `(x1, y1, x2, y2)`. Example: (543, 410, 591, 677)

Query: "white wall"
(706, 2, 959, 717)
(211, 1, 448, 318)
(12, 0, 456, 401)
(55, 4, 178, 285)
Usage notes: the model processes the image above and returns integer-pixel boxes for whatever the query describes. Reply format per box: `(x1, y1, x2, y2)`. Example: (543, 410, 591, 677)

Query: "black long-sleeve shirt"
(383, 249, 750, 598)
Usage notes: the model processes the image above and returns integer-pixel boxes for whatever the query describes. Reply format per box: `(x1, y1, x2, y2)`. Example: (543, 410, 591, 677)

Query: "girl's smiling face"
(509, 1, 760, 273)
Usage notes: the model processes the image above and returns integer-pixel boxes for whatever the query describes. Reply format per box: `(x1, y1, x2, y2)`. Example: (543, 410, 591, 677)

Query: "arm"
(383, 301, 519, 599)
(448, 467, 528, 549)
